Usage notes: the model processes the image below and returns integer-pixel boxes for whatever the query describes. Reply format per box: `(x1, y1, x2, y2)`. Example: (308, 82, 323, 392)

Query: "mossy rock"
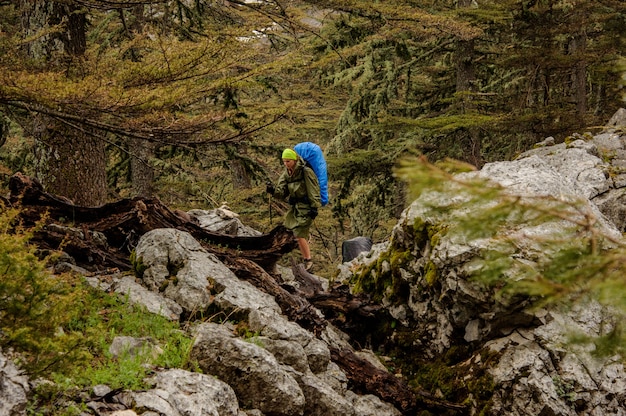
(130, 250, 147, 278)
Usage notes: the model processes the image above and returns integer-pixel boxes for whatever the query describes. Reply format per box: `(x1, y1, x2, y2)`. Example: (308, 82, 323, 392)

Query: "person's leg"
(293, 222, 313, 270)
(297, 237, 311, 260)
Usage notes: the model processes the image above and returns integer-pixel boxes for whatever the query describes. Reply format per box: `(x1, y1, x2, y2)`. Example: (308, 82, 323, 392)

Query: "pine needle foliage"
(0, 209, 92, 376)
(300, 0, 625, 242)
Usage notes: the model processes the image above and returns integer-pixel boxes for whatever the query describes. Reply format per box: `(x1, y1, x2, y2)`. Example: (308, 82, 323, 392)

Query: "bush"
(0, 207, 194, 413)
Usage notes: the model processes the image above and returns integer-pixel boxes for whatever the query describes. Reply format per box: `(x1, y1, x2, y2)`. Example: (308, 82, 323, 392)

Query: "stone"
(191, 323, 305, 416)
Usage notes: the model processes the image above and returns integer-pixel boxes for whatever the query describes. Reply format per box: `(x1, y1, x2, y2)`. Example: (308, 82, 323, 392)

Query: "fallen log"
(6, 172, 296, 271)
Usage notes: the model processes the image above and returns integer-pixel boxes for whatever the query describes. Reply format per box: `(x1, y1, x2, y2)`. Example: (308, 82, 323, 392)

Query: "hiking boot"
(303, 258, 313, 272)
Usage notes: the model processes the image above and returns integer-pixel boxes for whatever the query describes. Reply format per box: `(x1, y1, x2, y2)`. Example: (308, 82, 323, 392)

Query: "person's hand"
(310, 207, 318, 219)
(266, 182, 275, 195)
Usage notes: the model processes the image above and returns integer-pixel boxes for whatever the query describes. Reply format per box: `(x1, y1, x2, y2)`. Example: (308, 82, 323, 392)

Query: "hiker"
(266, 148, 321, 271)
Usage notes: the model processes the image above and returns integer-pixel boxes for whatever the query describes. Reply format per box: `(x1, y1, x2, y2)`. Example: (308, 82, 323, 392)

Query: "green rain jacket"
(274, 157, 321, 235)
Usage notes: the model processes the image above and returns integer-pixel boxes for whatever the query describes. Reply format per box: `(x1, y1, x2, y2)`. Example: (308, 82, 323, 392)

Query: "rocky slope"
(2, 109, 626, 415)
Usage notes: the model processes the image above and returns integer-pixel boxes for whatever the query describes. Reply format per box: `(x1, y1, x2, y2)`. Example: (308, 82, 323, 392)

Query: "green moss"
(412, 217, 448, 251)
(601, 150, 617, 163)
(407, 355, 497, 413)
(467, 373, 496, 402)
(350, 246, 412, 303)
(167, 261, 183, 278)
(390, 249, 411, 269)
(424, 261, 438, 285)
(130, 250, 147, 278)
(383, 338, 502, 414)
(428, 224, 447, 248)
(412, 216, 429, 248)
(552, 376, 576, 405)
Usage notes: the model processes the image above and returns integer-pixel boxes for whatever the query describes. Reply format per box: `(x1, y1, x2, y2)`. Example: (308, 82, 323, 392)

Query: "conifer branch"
(2, 99, 285, 146)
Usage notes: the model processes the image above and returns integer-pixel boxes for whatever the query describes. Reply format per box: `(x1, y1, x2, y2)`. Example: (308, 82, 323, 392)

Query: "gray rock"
(134, 228, 214, 312)
(109, 336, 163, 360)
(317, 361, 349, 395)
(53, 261, 90, 276)
(345, 391, 402, 416)
(144, 368, 240, 416)
(303, 337, 331, 374)
(591, 188, 626, 231)
(109, 410, 138, 416)
(247, 309, 313, 345)
(343, 110, 626, 415)
(607, 107, 626, 127)
(111, 275, 182, 320)
(293, 372, 355, 416)
(134, 228, 280, 317)
(242, 410, 264, 416)
(130, 389, 178, 415)
(190, 323, 305, 416)
(0, 351, 29, 416)
(258, 337, 310, 373)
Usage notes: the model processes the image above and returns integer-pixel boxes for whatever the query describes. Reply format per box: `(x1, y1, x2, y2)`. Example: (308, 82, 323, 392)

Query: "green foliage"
(129, 250, 146, 278)
(552, 375, 576, 406)
(350, 245, 411, 304)
(0, 208, 94, 376)
(0, 208, 194, 408)
(300, 0, 626, 242)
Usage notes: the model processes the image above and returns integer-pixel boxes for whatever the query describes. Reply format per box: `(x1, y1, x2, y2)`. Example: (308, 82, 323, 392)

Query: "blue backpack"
(294, 142, 329, 206)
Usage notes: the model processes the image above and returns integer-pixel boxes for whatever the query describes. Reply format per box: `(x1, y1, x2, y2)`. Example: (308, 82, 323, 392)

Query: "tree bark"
(7, 172, 297, 271)
(227, 145, 252, 190)
(455, 0, 483, 168)
(130, 137, 156, 198)
(230, 158, 252, 189)
(569, 31, 588, 126)
(33, 118, 108, 206)
(20, 0, 108, 206)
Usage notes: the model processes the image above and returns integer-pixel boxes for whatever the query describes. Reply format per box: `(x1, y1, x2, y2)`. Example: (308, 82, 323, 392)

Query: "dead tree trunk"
(6, 172, 296, 271)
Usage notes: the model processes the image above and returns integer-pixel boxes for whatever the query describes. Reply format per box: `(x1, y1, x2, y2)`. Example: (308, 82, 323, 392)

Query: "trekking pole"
(268, 192, 273, 226)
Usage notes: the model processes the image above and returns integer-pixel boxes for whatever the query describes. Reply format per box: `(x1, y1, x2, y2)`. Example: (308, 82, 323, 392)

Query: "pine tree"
(298, 0, 625, 237)
(0, 0, 295, 204)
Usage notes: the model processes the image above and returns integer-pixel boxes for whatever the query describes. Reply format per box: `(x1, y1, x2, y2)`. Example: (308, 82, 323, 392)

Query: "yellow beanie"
(282, 148, 298, 160)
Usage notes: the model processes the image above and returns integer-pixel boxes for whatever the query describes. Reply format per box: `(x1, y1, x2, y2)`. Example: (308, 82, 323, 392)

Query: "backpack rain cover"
(294, 142, 329, 206)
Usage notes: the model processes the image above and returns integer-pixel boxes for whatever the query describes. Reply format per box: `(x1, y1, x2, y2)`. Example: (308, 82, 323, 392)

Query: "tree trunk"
(230, 159, 252, 189)
(33, 116, 108, 206)
(20, 0, 108, 206)
(20, 0, 86, 60)
(455, 0, 483, 167)
(227, 145, 252, 189)
(130, 138, 156, 198)
(123, 5, 158, 197)
(569, 31, 588, 126)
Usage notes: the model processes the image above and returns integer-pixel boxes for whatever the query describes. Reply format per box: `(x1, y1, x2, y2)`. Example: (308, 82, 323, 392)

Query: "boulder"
(190, 322, 306, 416)
(342, 109, 626, 414)
(292, 371, 355, 416)
(140, 369, 240, 416)
(133, 228, 281, 318)
(110, 275, 183, 320)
